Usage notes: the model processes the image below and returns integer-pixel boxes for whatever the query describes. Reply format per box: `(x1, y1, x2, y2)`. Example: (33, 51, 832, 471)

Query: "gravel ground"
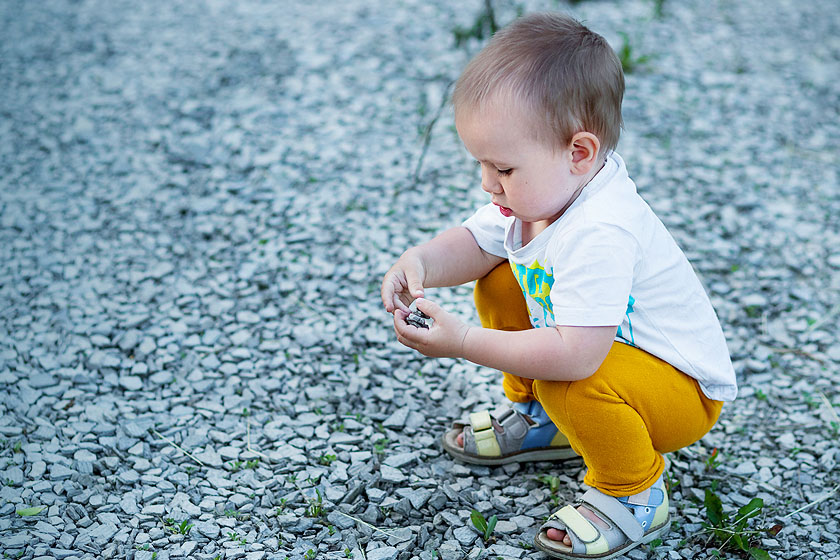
(1, 1, 839, 559)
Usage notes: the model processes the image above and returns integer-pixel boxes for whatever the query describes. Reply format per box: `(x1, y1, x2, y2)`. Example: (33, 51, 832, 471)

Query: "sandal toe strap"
(580, 488, 645, 542)
(540, 505, 609, 555)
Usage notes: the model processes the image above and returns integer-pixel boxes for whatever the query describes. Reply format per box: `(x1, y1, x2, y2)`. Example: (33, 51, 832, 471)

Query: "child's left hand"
(392, 298, 471, 358)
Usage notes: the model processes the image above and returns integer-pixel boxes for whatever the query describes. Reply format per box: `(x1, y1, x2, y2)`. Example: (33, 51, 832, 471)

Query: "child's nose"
(481, 169, 502, 194)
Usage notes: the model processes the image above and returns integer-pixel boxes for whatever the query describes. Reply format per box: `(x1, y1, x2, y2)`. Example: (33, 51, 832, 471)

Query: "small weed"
(135, 544, 151, 551)
(648, 538, 663, 550)
(224, 508, 238, 518)
(803, 391, 820, 409)
(328, 524, 336, 536)
(276, 497, 289, 512)
(242, 407, 250, 417)
(286, 473, 298, 484)
(744, 305, 762, 319)
(319, 453, 337, 466)
(705, 447, 722, 471)
(755, 389, 767, 401)
(344, 548, 354, 558)
(453, 0, 499, 47)
(470, 509, 498, 542)
(373, 438, 387, 456)
(663, 470, 680, 493)
(312, 406, 323, 415)
(12, 441, 22, 453)
(307, 489, 324, 518)
(184, 465, 197, 474)
(616, 31, 652, 73)
(162, 517, 192, 535)
(536, 474, 562, 505)
(304, 549, 317, 560)
(245, 459, 259, 469)
(702, 488, 781, 558)
(650, 0, 665, 18)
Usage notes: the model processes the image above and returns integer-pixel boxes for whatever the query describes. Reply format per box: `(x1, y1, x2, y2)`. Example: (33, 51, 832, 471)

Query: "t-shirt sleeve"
(549, 223, 638, 327)
(462, 203, 508, 258)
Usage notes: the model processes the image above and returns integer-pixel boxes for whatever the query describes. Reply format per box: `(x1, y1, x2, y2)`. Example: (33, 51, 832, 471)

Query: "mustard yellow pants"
(475, 263, 723, 496)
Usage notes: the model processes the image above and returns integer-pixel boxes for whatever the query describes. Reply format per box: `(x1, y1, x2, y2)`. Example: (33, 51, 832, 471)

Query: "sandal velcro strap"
(581, 488, 645, 542)
(469, 410, 493, 431)
(552, 505, 600, 544)
(469, 411, 501, 457)
(492, 407, 529, 440)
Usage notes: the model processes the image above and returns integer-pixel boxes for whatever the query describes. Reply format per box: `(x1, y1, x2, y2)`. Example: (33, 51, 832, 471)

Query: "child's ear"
(568, 132, 601, 175)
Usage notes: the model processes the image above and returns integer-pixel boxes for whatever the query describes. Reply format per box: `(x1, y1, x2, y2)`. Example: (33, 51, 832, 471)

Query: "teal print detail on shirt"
(510, 260, 555, 327)
(616, 294, 636, 345)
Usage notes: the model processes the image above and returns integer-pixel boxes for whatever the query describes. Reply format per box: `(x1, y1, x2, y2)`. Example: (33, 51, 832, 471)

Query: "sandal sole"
(533, 515, 670, 560)
(441, 428, 579, 465)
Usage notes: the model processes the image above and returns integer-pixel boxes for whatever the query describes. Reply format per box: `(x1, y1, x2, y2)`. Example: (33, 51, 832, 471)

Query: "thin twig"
(411, 80, 455, 184)
(331, 511, 400, 537)
(781, 484, 840, 520)
(150, 428, 205, 467)
(818, 392, 840, 427)
(765, 345, 825, 365)
(246, 418, 268, 459)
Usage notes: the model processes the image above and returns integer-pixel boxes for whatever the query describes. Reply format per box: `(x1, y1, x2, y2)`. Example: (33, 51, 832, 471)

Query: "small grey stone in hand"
(406, 300, 432, 329)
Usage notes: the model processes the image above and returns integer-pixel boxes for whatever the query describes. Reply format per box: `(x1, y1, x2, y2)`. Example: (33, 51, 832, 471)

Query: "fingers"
(404, 268, 425, 300)
(381, 267, 424, 314)
(412, 297, 438, 318)
(392, 309, 426, 351)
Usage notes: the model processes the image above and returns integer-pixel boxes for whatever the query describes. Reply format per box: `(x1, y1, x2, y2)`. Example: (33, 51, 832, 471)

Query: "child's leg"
(532, 341, 723, 496)
(474, 261, 535, 402)
(532, 343, 722, 554)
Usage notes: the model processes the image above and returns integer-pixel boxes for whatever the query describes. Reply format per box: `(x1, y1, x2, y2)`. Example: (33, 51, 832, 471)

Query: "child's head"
(452, 12, 624, 156)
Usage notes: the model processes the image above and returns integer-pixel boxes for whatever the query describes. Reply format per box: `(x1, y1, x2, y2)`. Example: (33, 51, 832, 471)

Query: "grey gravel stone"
(366, 546, 399, 560)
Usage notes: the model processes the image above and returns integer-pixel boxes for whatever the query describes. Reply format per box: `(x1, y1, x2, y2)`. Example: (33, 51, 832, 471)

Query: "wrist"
(458, 325, 474, 359)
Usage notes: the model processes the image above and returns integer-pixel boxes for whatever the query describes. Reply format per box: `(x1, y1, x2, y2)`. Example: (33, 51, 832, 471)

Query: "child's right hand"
(381, 252, 426, 314)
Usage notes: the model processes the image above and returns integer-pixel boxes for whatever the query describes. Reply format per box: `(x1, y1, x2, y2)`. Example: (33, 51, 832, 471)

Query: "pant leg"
(532, 341, 723, 496)
(474, 262, 535, 403)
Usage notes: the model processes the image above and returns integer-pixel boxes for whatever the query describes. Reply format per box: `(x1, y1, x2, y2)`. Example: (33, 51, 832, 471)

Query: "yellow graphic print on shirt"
(510, 260, 554, 328)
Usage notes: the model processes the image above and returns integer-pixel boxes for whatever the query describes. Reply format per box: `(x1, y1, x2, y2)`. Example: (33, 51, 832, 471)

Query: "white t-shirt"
(464, 152, 737, 402)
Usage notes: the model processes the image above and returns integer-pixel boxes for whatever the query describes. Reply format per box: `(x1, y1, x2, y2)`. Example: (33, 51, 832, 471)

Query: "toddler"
(381, 12, 736, 559)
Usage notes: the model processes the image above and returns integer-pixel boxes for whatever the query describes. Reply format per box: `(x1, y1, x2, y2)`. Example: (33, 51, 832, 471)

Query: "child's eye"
(497, 168, 513, 176)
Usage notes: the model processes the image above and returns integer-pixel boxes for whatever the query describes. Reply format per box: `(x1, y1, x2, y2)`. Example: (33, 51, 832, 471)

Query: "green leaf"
(731, 533, 747, 551)
(737, 498, 764, 520)
(704, 489, 724, 526)
(470, 509, 487, 533)
(16, 506, 46, 516)
(485, 514, 498, 539)
(748, 547, 772, 560)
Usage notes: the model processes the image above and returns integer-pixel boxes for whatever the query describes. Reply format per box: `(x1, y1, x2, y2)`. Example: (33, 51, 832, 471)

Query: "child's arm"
(381, 226, 505, 313)
(393, 298, 617, 381)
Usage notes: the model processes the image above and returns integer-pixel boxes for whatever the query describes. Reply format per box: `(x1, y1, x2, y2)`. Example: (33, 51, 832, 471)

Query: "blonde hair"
(452, 12, 624, 154)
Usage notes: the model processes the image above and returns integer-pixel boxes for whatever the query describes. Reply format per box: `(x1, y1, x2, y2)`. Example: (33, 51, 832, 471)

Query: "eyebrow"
(475, 158, 513, 168)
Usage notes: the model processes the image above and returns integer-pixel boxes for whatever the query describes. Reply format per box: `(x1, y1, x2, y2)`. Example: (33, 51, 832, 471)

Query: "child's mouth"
(496, 204, 513, 217)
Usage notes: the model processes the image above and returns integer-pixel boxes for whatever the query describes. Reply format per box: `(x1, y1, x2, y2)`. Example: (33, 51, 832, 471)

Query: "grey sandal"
(534, 480, 670, 559)
(441, 401, 578, 465)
